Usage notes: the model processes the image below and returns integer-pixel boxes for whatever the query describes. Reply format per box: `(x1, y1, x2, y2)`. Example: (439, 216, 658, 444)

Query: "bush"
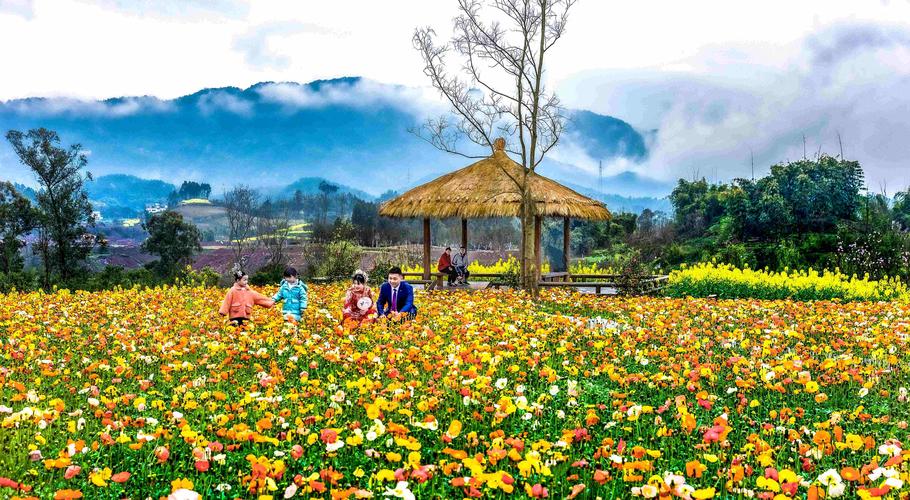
(0, 269, 41, 293)
(250, 263, 285, 286)
(303, 240, 363, 282)
(175, 265, 220, 288)
(664, 262, 908, 301)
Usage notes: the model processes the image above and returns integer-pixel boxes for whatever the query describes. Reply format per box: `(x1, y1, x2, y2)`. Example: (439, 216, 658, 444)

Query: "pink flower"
(64, 465, 82, 479)
(319, 429, 337, 444)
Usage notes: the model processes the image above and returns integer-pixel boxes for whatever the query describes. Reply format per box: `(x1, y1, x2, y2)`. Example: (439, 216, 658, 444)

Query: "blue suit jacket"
(376, 281, 417, 316)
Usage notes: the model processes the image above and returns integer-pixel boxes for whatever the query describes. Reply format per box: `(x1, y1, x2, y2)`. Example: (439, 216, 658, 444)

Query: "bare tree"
(256, 198, 292, 267)
(412, 0, 576, 293)
(224, 185, 259, 269)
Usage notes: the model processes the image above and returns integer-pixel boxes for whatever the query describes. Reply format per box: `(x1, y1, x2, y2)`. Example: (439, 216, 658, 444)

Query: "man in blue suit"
(376, 266, 417, 319)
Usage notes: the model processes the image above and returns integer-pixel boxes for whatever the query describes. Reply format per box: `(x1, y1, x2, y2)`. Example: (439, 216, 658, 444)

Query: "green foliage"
(250, 262, 285, 286)
(142, 210, 202, 276)
(0, 269, 41, 293)
(6, 128, 97, 281)
(175, 265, 220, 288)
(0, 182, 37, 273)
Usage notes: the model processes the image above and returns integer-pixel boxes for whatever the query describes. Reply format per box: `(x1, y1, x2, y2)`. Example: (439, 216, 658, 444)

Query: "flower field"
(665, 263, 910, 302)
(1, 285, 909, 499)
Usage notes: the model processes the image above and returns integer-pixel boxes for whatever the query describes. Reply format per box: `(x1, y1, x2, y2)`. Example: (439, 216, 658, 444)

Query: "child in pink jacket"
(219, 271, 275, 325)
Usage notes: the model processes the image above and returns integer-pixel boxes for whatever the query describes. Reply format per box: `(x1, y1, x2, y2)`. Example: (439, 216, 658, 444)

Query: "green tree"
(0, 182, 37, 273)
(6, 128, 97, 282)
(141, 210, 202, 276)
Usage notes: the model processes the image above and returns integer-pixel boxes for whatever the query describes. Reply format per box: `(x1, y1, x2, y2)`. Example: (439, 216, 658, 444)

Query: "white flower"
(383, 480, 415, 500)
(549, 385, 560, 396)
(827, 482, 846, 497)
(858, 387, 869, 398)
(366, 430, 378, 441)
(663, 472, 686, 488)
(867, 467, 896, 481)
(87, 398, 100, 407)
(284, 483, 298, 498)
(495, 378, 508, 390)
(326, 440, 344, 452)
(168, 489, 201, 500)
(556, 410, 565, 419)
(878, 443, 901, 457)
(214, 483, 232, 492)
(883, 477, 904, 489)
(817, 469, 842, 486)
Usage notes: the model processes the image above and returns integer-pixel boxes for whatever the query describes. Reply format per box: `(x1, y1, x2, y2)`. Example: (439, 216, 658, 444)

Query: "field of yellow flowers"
(1, 285, 909, 499)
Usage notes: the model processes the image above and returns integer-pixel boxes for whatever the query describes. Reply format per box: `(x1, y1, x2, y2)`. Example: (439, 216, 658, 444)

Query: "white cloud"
(0, 0, 32, 19)
(256, 79, 445, 116)
(559, 22, 910, 191)
(6, 96, 173, 116)
(196, 91, 253, 116)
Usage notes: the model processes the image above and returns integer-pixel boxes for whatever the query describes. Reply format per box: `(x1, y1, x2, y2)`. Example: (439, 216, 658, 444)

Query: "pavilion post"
(563, 217, 570, 274)
(461, 218, 468, 249)
(534, 215, 542, 279)
(423, 218, 431, 281)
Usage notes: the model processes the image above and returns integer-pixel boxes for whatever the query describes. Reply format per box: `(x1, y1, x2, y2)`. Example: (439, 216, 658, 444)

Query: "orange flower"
(111, 472, 130, 483)
(53, 491, 83, 500)
(686, 460, 707, 479)
(840, 467, 860, 482)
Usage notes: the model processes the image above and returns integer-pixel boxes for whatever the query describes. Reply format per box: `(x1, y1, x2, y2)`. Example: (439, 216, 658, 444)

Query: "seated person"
(342, 269, 376, 326)
(437, 246, 457, 286)
(376, 266, 417, 319)
(452, 246, 470, 284)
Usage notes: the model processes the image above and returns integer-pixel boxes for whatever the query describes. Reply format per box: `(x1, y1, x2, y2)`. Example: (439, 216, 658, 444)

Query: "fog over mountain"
(0, 77, 670, 203)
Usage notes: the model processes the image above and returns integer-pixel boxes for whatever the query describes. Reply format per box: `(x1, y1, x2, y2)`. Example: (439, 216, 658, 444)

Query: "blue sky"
(1, 0, 910, 189)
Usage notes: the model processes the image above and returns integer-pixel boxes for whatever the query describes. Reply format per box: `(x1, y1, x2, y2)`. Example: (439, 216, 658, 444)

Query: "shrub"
(664, 262, 908, 301)
(249, 262, 285, 286)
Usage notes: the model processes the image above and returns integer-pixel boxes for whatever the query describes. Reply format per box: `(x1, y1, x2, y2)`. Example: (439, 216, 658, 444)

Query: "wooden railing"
(400, 271, 669, 295)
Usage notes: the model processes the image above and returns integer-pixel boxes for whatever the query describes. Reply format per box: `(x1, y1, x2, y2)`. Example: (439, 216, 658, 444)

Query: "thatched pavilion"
(379, 138, 611, 280)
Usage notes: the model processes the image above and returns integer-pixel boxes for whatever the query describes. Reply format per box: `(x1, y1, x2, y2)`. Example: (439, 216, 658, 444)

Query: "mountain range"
(0, 77, 674, 216)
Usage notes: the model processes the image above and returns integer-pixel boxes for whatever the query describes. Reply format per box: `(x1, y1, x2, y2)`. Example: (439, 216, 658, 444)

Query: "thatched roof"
(380, 140, 611, 220)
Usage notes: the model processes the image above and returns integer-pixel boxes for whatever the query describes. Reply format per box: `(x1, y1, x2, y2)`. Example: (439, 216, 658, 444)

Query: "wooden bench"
(541, 271, 571, 282)
(538, 281, 617, 294)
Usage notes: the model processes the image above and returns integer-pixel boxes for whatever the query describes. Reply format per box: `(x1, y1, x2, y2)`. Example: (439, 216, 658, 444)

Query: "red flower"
(320, 429, 338, 444)
(111, 472, 130, 483)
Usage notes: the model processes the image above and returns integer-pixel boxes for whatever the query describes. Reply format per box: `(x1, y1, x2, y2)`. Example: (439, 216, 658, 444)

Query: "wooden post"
(563, 217, 570, 274)
(461, 218, 468, 250)
(423, 218, 431, 281)
(534, 215, 542, 279)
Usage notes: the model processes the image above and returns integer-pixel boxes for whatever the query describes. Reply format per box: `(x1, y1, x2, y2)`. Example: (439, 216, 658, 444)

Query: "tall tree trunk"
(520, 183, 538, 295)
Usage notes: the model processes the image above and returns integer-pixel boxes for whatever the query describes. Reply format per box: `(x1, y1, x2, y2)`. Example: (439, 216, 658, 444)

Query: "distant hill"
(277, 177, 374, 201)
(563, 181, 671, 214)
(0, 77, 662, 198)
(86, 174, 175, 218)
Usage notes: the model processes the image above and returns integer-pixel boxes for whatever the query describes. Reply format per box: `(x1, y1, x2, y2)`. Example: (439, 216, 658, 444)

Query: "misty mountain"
(0, 77, 667, 201)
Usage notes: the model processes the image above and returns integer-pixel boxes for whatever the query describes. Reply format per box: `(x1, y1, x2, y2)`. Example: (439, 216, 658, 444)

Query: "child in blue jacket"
(272, 267, 308, 322)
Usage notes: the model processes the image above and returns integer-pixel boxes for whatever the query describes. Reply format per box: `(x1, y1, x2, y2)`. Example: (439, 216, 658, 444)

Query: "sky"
(1, 0, 910, 190)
